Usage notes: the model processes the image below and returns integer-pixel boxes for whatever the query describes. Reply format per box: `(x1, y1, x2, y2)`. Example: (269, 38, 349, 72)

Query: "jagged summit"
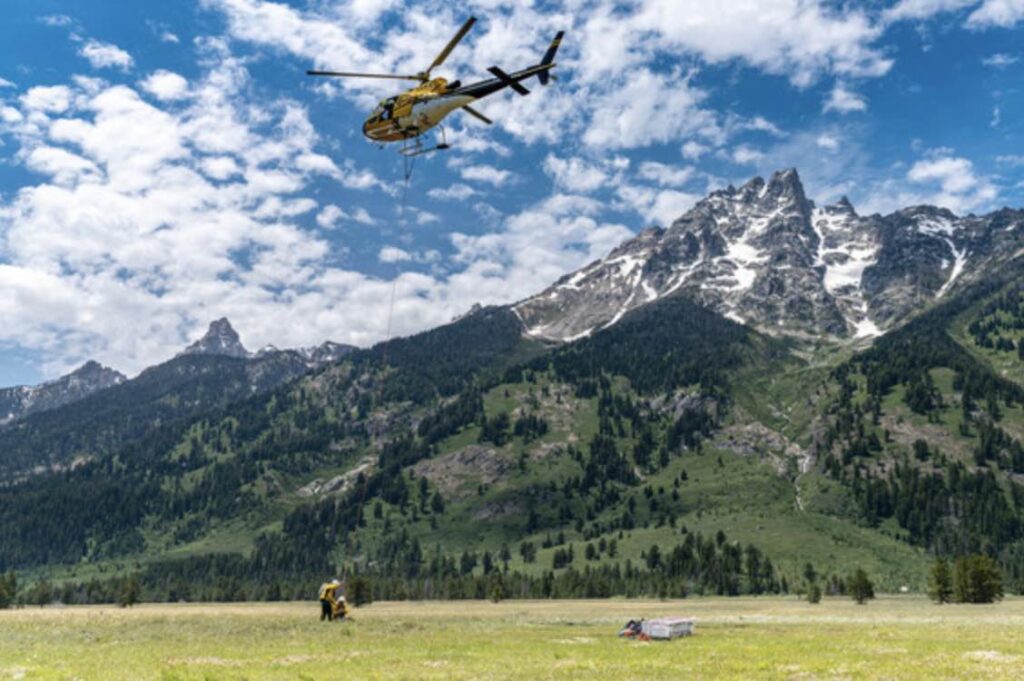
(515, 168, 1024, 343)
(181, 318, 250, 358)
(0, 360, 126, 427)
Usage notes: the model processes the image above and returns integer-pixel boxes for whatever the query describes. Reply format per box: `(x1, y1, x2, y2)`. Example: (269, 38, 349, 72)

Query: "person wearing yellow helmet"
(318, 579, 341, 621)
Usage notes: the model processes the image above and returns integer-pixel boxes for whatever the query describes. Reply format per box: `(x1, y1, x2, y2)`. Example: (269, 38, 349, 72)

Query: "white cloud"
(0, 78, 15, 89)
(816, 134, 841, 151)
(40, 15, 74, 27)
(427, 183, 477, 201)
(732, 145, 765, 165)
(543, 155, 609, 194)
(316, 204, 348, 229)
(824, 84, 867, 114)
(884, 0, 977, 23)
(415, 210, 440, 225)
(637, 162, 694, 187)
(20, 86, 73, 113)
(161, 31, 181, 44)
(616, 184, 700, 226)
(379, 246, 412, 263)
(351, 207, 376, 225)
(583, 69, 718, 149)
(996, 154, 1024, 166)
(967, 0, 1024, 27)
(681, 141, 709, 160)
(141, 70, 190, 101)
(627, 0, 892, 86)
(991, 106, 1001, 127)
(459, 164, 512, 187)
(982, 52, 1019, 67)
(901, 154, 998, 213)
(79, 39, 135, 71)
(884, 0, 1024, 28)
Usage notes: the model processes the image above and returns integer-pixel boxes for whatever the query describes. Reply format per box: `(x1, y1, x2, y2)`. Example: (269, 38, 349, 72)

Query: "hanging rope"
(372, 150, 417, 447)
(380, 151, 416, 368)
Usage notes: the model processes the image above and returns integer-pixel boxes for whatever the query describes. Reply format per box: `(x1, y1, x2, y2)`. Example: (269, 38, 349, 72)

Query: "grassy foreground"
(3, 597, 1024, 680)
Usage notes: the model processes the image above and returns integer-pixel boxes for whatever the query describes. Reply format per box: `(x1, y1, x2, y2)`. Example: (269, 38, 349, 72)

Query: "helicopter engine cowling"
(398, 95, 475, 135)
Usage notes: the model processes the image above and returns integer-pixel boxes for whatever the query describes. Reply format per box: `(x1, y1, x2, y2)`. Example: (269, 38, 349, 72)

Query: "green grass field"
(3, 597, 1024, 680)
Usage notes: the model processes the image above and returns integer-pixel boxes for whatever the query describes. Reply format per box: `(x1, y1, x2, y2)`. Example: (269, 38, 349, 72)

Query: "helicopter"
(308, 17, 563, 156)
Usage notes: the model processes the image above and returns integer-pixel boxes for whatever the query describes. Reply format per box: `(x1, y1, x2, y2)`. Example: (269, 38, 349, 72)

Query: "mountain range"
(516, 169, 1023, 342)
(4, 168, 1024, 603)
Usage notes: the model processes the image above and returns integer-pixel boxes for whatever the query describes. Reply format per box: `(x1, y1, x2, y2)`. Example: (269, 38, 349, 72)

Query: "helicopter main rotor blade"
(425, 16, 476, 77)
(306, 70, 422, 81)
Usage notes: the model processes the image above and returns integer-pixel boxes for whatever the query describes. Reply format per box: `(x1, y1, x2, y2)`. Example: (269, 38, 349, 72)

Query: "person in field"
(318, 579, 342, 621)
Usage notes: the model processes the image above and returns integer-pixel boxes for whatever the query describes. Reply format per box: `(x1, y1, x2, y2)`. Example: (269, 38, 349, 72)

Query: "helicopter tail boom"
(538, 31, 564, 85)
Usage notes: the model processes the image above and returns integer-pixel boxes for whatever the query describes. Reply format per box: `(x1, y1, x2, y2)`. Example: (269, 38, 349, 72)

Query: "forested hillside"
(5, 255, 1024, 604)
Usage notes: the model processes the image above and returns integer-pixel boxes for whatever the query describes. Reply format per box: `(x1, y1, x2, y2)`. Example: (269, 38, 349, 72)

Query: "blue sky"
(1, 0, 1022, 386)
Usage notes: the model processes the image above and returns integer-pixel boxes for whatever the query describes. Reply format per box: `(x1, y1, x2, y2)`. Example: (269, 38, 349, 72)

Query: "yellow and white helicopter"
(308, 17, 563, 156)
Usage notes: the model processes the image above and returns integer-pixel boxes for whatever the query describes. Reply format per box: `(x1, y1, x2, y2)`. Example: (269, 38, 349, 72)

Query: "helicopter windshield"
(375, 97, 398, 120)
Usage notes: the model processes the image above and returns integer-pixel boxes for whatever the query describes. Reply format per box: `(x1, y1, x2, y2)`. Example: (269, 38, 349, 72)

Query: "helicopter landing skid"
(399, 128, 451, 157)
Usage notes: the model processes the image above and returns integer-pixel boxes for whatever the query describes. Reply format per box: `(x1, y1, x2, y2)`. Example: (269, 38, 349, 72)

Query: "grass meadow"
(3, 596, 1024, 680)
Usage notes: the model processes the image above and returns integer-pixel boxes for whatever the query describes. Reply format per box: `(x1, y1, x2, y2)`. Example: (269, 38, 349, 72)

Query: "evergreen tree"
(928, 558, 953, 604)
(0, 572, 16, 609)
(348, 577, 372, 607)
(953, 555, 1003, 604)
(118, 575, 141, 608)
(848, 568, 875, 605)
(806, 582, 822, 604)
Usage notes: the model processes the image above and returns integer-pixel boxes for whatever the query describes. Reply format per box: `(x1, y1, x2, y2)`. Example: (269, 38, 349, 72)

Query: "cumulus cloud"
(459, 164, 512, 187)
(427, 183, 477, 201)
(857, 154, 1000, 215)
(824, 85, 867, 114)
(637, 162, 694, 187)
(79, 39, 135, 71)
(884, 0, 978, 23)
(379, 246, 412, 263)
(884, 0, 1024, 28)
(732, 145, 765, 165)
(615, 184, 700, 226)
(141, 70, 189, 101)
(0, 41, 405, 375)
(816, 134, 841, 151)
(681, 141, 709, 160)
(543, 155, 610, 194)
(0, 77, 15, 89)
(967, 0, 1024, 27)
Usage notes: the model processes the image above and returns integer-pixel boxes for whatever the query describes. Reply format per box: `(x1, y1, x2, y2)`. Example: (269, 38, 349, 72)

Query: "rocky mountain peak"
(514, 166, 1024, 345)
(827, 196, 857, 217)
(181, 318, 250, 358)
(0, 360, 126, 427)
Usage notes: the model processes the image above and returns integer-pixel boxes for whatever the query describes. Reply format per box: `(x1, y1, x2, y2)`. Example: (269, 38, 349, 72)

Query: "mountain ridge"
(514, 168, 1024, 344)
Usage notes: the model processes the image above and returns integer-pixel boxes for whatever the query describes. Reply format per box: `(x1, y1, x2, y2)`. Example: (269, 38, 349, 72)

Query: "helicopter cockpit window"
(379, 97, 397, 120)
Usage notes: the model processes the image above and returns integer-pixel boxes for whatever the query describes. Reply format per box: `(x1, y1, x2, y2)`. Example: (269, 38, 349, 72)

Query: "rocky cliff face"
(180, 318, 251, 358)
(515, 169, 1024, 342)
(0, 361, 126, 427)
